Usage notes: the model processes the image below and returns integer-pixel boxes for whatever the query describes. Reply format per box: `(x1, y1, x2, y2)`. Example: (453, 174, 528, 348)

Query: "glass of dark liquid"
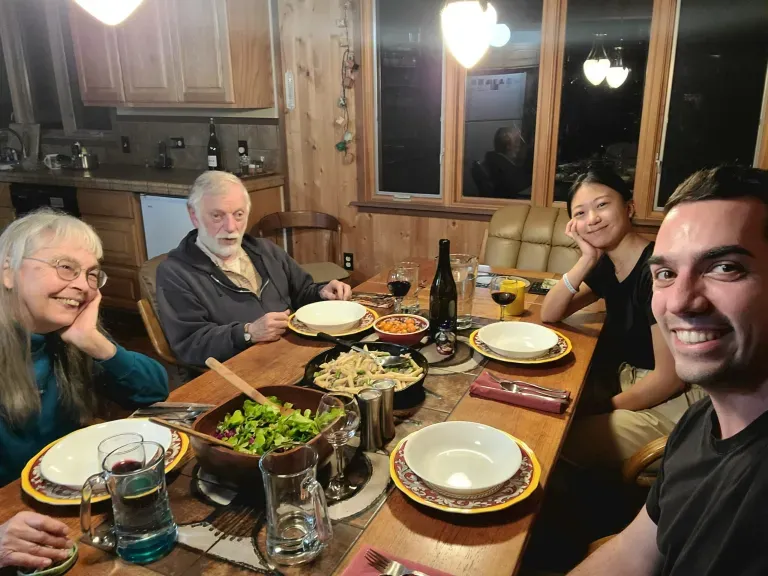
(387, 267, 412, 313)
(81, 441, 177, 564)
(490, 276, 517, 321)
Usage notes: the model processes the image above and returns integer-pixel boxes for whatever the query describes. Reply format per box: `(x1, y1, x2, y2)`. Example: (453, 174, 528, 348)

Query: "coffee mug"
(43, 154, 62, 170)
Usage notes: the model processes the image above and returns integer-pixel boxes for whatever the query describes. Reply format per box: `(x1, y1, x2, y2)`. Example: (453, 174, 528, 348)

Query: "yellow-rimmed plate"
(390, 431, 540, 514)
(288, 307, 379, 337)
(21, 421, 188, 506)
(468, 328, 572, 364)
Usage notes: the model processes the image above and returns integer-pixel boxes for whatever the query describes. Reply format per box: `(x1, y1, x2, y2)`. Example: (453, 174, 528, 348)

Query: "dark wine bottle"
(429, 239, 457, 338)
(207, 118, 222, 171)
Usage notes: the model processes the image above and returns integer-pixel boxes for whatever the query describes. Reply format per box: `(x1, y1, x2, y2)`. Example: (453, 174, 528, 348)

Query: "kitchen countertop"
(0, 165, 284, 196)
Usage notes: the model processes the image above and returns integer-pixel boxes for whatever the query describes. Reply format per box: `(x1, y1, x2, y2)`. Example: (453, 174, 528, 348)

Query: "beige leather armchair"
(482, 205, 580, 274)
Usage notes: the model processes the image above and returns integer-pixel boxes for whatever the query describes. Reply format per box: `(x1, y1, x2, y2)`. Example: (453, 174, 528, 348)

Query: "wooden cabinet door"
(68, 3, 125, 104)
(116, 0, 179, 103)
(169, 0, 234, 104)
(82, 215, 145, 267)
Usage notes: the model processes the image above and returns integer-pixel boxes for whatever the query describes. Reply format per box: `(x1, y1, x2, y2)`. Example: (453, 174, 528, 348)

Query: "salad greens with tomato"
(214, 397, 341, 455)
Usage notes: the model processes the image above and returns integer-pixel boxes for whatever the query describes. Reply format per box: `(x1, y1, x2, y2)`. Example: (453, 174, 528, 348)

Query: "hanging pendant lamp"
(606, 45, 630, 88)
(74, 0, 144, 26)
(583, 33, 610, 85)
(441, 1, 498, 69)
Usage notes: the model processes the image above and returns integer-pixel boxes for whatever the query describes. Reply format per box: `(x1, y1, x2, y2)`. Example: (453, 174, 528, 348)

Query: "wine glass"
(490, 276, 517, 321)
(317, 393, 361, 501)
(387, 267, 413, 313)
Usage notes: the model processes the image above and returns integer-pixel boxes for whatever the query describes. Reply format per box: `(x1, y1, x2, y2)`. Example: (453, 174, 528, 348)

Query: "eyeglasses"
(24, 257, 108, 289)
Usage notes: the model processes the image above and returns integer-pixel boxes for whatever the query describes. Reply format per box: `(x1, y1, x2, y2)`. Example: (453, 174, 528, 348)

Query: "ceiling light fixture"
(583, 33, 610, 86)
(441, 1, 498, 69)
(74, 0, 144, 26)
(490, 23, 511, 48)
(606, 45, 630, 88)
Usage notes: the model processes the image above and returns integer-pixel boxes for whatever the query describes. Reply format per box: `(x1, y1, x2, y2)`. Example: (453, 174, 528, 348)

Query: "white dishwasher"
(140, 195, 194, 259)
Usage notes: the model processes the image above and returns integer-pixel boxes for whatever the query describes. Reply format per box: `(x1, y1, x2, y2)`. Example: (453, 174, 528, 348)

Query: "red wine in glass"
(491, 291, 516, 306)
(111, 459, 144, 474)
(387, 280, 411, 298)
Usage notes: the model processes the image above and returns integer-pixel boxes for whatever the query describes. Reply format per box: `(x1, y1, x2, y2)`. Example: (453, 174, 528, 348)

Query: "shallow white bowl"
(294, 300, 367, 334)
(403, 421, 521, 497)
(477, 321, 559, 359)
(40, 419, 172, 489)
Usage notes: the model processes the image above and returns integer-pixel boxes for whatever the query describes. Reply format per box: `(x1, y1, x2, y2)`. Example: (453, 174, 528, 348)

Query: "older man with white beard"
(156, 172, 351, 366)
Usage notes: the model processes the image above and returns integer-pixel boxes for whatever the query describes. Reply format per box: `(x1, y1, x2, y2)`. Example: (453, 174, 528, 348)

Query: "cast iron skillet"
(301, 341, 429, 410)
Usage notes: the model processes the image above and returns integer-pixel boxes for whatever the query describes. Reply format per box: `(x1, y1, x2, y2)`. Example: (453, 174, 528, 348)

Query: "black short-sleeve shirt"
(646, 398, 768, 576)
(584, 242, 656, 371)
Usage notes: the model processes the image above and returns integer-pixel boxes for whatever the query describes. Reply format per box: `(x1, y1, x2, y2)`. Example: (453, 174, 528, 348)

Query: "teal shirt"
(0, 335, 169, 487)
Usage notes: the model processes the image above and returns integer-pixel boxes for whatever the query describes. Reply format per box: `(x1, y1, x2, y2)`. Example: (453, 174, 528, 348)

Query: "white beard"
(197, 226, 243, 259)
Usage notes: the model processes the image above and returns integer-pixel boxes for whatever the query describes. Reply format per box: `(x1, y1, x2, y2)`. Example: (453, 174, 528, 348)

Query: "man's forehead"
(202, 186, 247, 209)
(655, 199, 767, 258)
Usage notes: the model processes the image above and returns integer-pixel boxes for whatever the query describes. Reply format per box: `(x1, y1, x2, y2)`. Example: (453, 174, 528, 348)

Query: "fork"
(486, 372, 569, 398)
(364, 548, 429, 576)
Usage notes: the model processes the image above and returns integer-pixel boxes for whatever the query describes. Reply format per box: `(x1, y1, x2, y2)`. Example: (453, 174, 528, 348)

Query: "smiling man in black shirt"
(569, 165, 768, 576)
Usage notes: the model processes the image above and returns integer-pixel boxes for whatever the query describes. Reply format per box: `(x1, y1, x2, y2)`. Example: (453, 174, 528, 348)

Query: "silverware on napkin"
(365, 548, 429, 576)
(486, 372, 569, 398)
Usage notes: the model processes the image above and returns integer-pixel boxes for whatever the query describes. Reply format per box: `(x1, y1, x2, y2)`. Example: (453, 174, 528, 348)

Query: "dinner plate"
(288, 307, 379, 337)
(468, 328, 572, 364)
(477, 322, 560, 359)
(390, 431, 540, 514)
(21, 422, 188, 506)
(41, 418, 175, 489)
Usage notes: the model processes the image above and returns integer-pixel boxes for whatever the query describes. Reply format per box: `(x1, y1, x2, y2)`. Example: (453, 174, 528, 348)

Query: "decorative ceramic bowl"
(403, 421, 521, 498)
(476, 322, 559, 359)
(294, 301, 367, 334)
(373, 314, 429, 346)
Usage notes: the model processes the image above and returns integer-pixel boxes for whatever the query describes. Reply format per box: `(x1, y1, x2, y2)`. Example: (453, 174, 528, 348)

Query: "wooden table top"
(0, 263, 604, 576)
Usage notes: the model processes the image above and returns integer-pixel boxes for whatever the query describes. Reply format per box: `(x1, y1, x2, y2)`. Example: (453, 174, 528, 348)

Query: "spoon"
(149, 417, 234, 450)
(316, 332, 410, 369)
(205, 357, 294, 416)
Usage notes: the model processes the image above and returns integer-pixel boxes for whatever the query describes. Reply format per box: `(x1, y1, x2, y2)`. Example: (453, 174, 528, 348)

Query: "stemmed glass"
(490, 276, 517, 321)
(317, 393, 361, 501)
(387, 267, 413, 313)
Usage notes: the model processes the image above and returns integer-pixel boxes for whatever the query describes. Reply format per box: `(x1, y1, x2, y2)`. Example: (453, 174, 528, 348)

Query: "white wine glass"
(317, 393, 361, 501)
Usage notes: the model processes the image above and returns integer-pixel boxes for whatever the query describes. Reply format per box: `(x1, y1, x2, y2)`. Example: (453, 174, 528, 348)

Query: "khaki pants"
(562, 364, 707, 468)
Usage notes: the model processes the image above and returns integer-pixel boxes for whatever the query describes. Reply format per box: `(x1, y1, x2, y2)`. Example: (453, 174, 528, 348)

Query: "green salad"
(214, 397, 342, 455)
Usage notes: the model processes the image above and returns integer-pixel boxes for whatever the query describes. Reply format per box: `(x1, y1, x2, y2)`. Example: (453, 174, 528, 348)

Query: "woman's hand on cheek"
(59, 292, 116, 360)
(566, 219, 603, 263)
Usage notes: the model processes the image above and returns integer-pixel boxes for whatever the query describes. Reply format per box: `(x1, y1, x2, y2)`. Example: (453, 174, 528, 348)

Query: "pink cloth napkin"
(340, 545, 454, 576)
(469, 371, 570, 414)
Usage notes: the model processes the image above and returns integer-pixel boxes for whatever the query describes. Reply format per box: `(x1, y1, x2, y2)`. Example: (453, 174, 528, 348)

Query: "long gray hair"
(0, 209, 104, 429)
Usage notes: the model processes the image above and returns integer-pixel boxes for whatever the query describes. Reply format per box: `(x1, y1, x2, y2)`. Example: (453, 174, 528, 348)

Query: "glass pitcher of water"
(80, 441, 177, 564)
(259, 443, 333, 565)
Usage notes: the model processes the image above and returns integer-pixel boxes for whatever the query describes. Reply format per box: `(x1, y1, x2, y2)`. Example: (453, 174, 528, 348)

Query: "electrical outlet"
(343, 252, 354, 271)
(171, 138, 185, 149)
(121, 136, 131, 153)
(237, 140, 249, 158)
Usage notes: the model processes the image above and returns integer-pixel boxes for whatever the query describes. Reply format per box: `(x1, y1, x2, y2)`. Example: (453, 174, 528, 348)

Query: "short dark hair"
(566, 163, 632, 217)
(493, 126, 521, 154)
(666, 165, 768, 210)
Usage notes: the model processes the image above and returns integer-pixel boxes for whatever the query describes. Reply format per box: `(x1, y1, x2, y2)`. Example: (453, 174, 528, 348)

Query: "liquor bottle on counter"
(429, 239, 457, 338)
(207, 118, 222, 171)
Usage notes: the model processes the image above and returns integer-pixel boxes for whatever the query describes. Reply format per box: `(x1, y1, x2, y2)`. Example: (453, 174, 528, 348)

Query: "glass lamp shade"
(441, 1, 498, 69)
(583, 33, 610, 85)
(490, 23, 511, 48)
(606, 46, 630, 88)
(74, 0, 144, 25)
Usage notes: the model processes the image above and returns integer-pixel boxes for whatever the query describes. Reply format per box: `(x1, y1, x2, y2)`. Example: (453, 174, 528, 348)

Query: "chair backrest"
(139, 253, 169, 315)
(252, 211, 343, 266)
(484, 205, 580, 274)
(137, 298, 176, 365)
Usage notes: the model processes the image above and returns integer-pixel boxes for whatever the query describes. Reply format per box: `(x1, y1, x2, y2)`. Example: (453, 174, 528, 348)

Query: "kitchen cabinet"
(67, 0, 274, 108)
(116, 0, 179, 103)
(170, 0, 235, 104)
(0, 184, 14, 231)
(68, 3, 125, 105)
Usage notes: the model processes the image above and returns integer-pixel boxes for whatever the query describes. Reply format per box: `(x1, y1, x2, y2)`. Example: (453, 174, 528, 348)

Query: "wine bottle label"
(207, 155, 217, 168)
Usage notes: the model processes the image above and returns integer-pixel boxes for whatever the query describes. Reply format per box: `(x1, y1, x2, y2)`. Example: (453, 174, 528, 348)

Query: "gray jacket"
(156, 231, 323, 366)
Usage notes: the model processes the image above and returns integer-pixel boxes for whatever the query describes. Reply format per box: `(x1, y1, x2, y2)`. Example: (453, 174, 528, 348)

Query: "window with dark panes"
(375, 0, 443, 196)
(462, 0, 541, 200)
(553, 0, 653, 203)
(654, 0, 768, 209)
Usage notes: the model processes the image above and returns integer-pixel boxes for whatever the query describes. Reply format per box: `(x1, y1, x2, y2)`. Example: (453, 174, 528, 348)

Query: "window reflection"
(554, 0, 653, 203)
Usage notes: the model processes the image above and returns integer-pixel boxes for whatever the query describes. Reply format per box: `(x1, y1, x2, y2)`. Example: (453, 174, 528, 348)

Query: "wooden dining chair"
(137, 298, 176, 365)
(252, 211, 350, 284)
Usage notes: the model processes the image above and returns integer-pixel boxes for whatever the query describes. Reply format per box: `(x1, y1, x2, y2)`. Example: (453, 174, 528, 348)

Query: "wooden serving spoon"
(205, 357, 294, 416)
(149, 417, 234, 450)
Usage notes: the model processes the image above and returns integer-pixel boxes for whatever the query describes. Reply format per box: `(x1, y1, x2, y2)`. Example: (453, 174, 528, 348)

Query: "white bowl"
(477, 321, 559, 359)
(404, 421, 521, 497)
(40, 419, 172, 489)
(294, 300, 367, 334)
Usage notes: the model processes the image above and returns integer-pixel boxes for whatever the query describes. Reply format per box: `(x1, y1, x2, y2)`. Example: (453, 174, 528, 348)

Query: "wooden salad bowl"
(191, 385, 332, 484)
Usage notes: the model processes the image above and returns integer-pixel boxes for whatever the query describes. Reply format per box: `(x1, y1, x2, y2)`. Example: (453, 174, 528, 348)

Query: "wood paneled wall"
(279, 0, 489, 283)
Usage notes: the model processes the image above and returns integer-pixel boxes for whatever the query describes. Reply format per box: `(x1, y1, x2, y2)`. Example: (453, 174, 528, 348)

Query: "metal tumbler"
(373, 379, 396, 441)
(357, 388, 383, 451)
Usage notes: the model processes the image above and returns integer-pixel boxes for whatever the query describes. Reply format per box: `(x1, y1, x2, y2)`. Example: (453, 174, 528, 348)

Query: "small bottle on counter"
(255, 156, 265, 174)
(248, 163, 257, 176)
(207, 118, 222, 171)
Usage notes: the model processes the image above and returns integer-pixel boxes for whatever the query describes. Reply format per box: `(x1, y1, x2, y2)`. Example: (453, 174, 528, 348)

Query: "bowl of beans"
(374, 314, 429, 346)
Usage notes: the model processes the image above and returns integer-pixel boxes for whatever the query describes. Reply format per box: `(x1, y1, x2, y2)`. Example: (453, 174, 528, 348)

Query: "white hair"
(187, 171, 251, 217)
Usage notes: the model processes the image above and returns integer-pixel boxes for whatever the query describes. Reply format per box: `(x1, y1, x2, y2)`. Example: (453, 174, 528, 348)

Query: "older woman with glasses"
(0, 209, 168, 571)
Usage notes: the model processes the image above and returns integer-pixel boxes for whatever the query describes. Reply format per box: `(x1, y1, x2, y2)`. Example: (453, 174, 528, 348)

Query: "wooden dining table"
(0, 261, 604, 576)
